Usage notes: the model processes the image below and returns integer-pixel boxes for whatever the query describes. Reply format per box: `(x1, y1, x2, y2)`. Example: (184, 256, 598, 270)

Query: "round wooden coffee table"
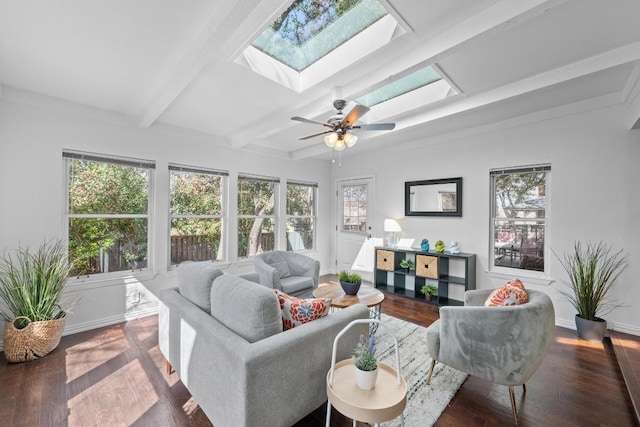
(313, 282, 384, 320)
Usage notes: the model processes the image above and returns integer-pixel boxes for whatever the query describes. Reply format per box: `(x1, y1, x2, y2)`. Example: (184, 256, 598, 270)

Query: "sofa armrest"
(285, 253, 320, 287)
(253, 256, 281, 290)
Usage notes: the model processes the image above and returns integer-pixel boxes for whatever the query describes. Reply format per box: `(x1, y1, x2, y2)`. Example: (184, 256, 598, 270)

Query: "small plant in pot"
(339, 270, 362, 295)
(0, 239, 74, 362)
(420, 284, 438, 301)
(352, 334, 377, 390)
(555, 241, 629, 342)
(399, 258, 414, 272)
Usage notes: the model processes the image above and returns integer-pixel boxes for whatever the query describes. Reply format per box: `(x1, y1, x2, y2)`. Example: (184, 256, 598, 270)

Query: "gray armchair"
(254, 251, 320, 298)
(425, 289, 555, 425)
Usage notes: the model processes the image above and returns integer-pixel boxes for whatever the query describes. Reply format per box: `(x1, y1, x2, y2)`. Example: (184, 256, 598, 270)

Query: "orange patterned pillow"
(274, 289, 330, 330)
(484, 279, 528, 306)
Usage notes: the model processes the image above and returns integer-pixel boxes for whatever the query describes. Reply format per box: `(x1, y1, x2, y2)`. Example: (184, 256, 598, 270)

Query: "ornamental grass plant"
(0, 239, 72, 326)
(556, 241, 629, 321)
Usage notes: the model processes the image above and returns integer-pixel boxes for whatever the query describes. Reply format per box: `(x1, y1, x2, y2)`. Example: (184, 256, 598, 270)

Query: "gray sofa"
(254, 251, 320, 298)
(158, 262, 369, 427)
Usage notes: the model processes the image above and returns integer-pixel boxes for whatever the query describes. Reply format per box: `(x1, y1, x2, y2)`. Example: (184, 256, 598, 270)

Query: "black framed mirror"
(405, 177, 462, 217)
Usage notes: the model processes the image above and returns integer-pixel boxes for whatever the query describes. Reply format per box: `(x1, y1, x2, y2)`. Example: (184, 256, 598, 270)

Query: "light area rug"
(372, 314, 468, 427)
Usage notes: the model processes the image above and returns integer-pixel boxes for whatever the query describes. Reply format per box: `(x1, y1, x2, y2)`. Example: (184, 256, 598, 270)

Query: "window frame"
(237, 174, 280, 258)
(63, 150, 155, 281)
(168, 164, 228, 268)
(489, 164, 551, 281)
(286, 180, 318, 252)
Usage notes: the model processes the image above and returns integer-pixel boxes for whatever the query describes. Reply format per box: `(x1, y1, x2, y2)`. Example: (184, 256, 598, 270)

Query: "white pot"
(355, 366, 378, 390)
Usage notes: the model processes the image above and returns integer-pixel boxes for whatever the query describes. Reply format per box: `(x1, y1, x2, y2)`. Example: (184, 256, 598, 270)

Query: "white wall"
(0, 94, 334, 339)
(331, 104, 640, 335)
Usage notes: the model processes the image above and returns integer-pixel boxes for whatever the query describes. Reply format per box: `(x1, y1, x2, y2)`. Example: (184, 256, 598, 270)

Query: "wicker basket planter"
(3, 315, 66, 363)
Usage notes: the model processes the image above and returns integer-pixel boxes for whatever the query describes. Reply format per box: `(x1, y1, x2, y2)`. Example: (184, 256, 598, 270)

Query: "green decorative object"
(420, 284, 438, 301)
(435, 240, 445, 253)
(399, 258, 414, 271)
(339, 270, 362, 295)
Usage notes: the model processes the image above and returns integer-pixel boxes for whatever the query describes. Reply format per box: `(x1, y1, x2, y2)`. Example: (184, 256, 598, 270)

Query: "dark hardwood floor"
(0, 276, 637, 426)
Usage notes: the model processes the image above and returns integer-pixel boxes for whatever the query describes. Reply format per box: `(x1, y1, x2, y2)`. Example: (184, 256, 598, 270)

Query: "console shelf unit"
(374, 246, 476, 306)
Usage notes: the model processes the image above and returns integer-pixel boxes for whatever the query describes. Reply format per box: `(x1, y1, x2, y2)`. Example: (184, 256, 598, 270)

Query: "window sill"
(486, 269, 554, 286)
(66, 270, 159, 291)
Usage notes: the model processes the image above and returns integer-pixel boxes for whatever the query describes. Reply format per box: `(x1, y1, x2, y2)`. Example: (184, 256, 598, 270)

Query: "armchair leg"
(426, 359, 436, 385)
(508, 386, 518, 426)
(166, 361, 174, 376)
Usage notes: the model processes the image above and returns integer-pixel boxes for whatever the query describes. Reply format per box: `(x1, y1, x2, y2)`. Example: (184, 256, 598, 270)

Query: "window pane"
(68, 159, 149, 214)
(494, 172, 546, 219)
(69, 218, 148, 275)
(170, 171, 222, 215)
(238, 218, 275, 257)
(342, 184, 367, 232)
(170, 218, 222, 264)
(238, 178, 276, 216)
(286, 218, 314, 251)
(494, 220, 545, 271)
(287, 184, 315, 216)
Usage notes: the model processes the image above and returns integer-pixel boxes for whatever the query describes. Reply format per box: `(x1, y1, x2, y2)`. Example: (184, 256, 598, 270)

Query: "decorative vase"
(575, 315, 607, 342)
(340, 281, 361, 296)
(425, 294, 432, 301)
(355, 367, 378, 390)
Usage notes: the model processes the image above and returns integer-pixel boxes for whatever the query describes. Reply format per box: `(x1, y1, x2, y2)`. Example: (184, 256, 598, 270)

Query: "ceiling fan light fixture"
(324, 132, 338, 148)
(334, 138, 346, 151)
(344, 133, 358, 147)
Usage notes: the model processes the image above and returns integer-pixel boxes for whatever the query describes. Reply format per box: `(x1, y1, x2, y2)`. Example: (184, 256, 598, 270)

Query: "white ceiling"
(1, 0, 639, 161)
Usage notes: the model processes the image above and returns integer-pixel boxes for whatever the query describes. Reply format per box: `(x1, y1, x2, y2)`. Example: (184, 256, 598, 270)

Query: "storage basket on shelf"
(3, 315, 66, 363)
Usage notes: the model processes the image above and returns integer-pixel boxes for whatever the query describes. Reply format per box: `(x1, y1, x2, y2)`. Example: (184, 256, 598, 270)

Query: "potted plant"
(556, 241, 629, 342)
(352, 333, 377, 390)
(420, 284, 438, 301)
(339, 270, 362, 295)
(0, 239, 73, 362)
(399, 258, 414, 272)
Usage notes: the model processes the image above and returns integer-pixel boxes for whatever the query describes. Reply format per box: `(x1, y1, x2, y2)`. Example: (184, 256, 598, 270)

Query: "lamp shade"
(344, 133, 358, 147)
(384, 219, 401, 232)
(324, 132, 338, 148)
(333, 138, 346, 151)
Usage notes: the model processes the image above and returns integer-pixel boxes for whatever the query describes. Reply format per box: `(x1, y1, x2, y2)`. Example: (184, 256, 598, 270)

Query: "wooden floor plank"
(0, 275, 637, 426)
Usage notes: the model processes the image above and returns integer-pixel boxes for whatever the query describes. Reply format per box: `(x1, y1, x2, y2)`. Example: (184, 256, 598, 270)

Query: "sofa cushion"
(272, 260, 291, 278)
(210, 275, 283, 343)
(274, 289, 330, 330)
(177, 262, 224, 314)
(484, 279, 528, 306)
(280, 275, 314, 294)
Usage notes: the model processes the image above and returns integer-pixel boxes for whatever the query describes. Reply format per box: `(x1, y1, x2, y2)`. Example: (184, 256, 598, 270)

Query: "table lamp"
(384, 219, 402, 248)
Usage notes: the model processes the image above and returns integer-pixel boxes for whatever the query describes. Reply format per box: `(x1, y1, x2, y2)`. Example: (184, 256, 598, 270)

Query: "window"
(491, 165, 550, 273)
(237, 175, 279, 257)
(169, 165, 227, 265)
(356, 65, 444, 107)
(251, 0, 388, 72)
(64, 151, 154, 276)
(342, 184, 367, 232)
(286, 181, 317, 251)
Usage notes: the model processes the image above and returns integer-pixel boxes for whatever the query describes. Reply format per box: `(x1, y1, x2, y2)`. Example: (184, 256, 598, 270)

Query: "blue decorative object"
(421, 239, 430, 252)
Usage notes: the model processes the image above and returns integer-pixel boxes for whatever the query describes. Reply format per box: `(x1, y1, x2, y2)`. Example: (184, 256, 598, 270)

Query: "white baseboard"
(62, 306, 159, 336)
(556, 318, 576, 330)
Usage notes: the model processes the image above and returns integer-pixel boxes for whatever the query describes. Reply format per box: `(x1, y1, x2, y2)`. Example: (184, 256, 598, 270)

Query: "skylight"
(252, 0, 388, 72)
(356, 66, 443, 107)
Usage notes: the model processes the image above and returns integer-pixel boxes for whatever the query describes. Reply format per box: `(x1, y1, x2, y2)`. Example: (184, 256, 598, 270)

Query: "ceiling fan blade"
(291, 116, 333, 128)
(353, 123, 396, 131)
(298, 130, 333, 140)
(341, 104, 370, 126)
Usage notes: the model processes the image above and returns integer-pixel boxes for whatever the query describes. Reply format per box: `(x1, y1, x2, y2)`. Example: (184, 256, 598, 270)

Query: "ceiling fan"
(291, 99, 395, 151)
